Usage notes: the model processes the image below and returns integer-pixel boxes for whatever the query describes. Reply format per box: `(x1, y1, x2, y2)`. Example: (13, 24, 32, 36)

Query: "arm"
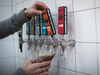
(12, 68, 27, 75)
(0, 1, 48, 39)
(0, 9, 29, 39)
(12, 59, 51, 75)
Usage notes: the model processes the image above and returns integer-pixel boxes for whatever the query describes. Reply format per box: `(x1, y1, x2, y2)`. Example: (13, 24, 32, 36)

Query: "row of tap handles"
(18, 7, 75, 55)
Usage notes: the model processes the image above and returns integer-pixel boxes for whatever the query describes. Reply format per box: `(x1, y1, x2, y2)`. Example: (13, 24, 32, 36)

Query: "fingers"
(37, 61, 51, 68)
(37, 70, 49, 75)
(30, 59, 37, 63)
(25, 1, 48, 17)
(32, 61, 51, 70)
(33, 65, 51, 74)
(32, 9, 42, 15)
(35, 1, 48, 10)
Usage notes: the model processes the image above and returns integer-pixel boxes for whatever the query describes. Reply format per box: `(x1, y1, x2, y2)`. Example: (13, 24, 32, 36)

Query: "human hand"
(22, 59, 51, 75)
(24, 1, 48, 18)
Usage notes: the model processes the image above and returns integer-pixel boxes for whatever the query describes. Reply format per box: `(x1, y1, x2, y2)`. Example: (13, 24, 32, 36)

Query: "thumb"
(30, 59, 37, 63)
(33, 9, 42, 16)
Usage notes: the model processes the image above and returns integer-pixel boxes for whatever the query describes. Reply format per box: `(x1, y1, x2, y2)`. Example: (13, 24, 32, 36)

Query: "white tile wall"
(73, 0, 94, 11)
(95, 0, 100, 8)
(31, 0, 37, 4)
(12, 5, 16, 14)
(0, 40, 15, 58)
(0, 35, 14, 41)
(74, 9, 96, 42)
(96, 8, 100, 42)
(31, 0, 43, 7)
(15, 2, 23, 13)
(0, 6, 12, 21)
(77, 73, 89, 75)
(0, 57, 16, 75)
(76, 43, 97, 75)
(37, 0, 43, 2)
(49, 66, 76, 75)
(59, 68, 76, 75)
(43, 0, 56, 15)
(49, 66, 59, 75)
(13, 0, 26, 5)
(0, 0, 11, 6)
(15, 57, 27, 69)
(98, 44, 100, 75)
(23, 0, 31, 8)
(65, 13, 75, 41)
(56, 0, 73, 13)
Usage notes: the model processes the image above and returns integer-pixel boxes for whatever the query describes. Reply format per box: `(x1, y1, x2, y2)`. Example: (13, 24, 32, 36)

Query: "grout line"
(11, 0, 14, 14)
(0, 5, 12, 7)
(51, 65, 90, 75)
(94, 0, 98, 75)
(74, 7, 100, 13)
(0, 56, 15, 59)
(96, 44, 98, 75)
(72, 0, 77, 75)
(95, 7, 100, 9)
(55, 0, 57, 15)
(51, 65, 75, 72)
(12, 0, 17, 69)
(76, 42, 100, 43)
(0, 56, 27, 60)
(0, 39, 16, 41)
(13, 0, 27, 6)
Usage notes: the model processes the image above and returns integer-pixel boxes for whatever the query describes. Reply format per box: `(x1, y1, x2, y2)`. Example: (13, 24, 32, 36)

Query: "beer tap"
(30, 17, 36, 51)
(26, 21, 32, 50)
(42, 9, 58, 50)
(58, 6, 68, 55)
(34, 15, 43, 52)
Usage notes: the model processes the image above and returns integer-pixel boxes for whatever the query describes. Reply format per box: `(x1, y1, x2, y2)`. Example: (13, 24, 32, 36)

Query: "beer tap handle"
(42, 9, 56, 36)
(42, 15, 47, 35)
(58, 6, 68, 55)
(26, 21, 31, 50)
(34, 15, 42, 52)
(58, 6, 67, 35)
(35, 16, 41, 35)
(26, 21, 30, 35)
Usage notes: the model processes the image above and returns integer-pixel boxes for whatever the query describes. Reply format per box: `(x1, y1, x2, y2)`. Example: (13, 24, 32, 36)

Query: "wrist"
(24, 8, 31, 19)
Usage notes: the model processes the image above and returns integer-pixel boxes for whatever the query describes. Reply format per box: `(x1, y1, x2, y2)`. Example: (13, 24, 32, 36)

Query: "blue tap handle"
(42, 15, 47, 35)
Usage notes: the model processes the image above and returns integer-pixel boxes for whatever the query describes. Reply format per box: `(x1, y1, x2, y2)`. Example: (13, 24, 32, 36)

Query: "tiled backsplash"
(0, 0, 100, 75)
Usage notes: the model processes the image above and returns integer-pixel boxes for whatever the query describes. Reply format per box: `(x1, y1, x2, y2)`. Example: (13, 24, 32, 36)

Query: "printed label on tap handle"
(42, 9, 56, 36)
(58, 6, 67, 34)
(42, 15, 47, 35)
(26, 21, 30, 35)
(34, 15, 41, 35)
